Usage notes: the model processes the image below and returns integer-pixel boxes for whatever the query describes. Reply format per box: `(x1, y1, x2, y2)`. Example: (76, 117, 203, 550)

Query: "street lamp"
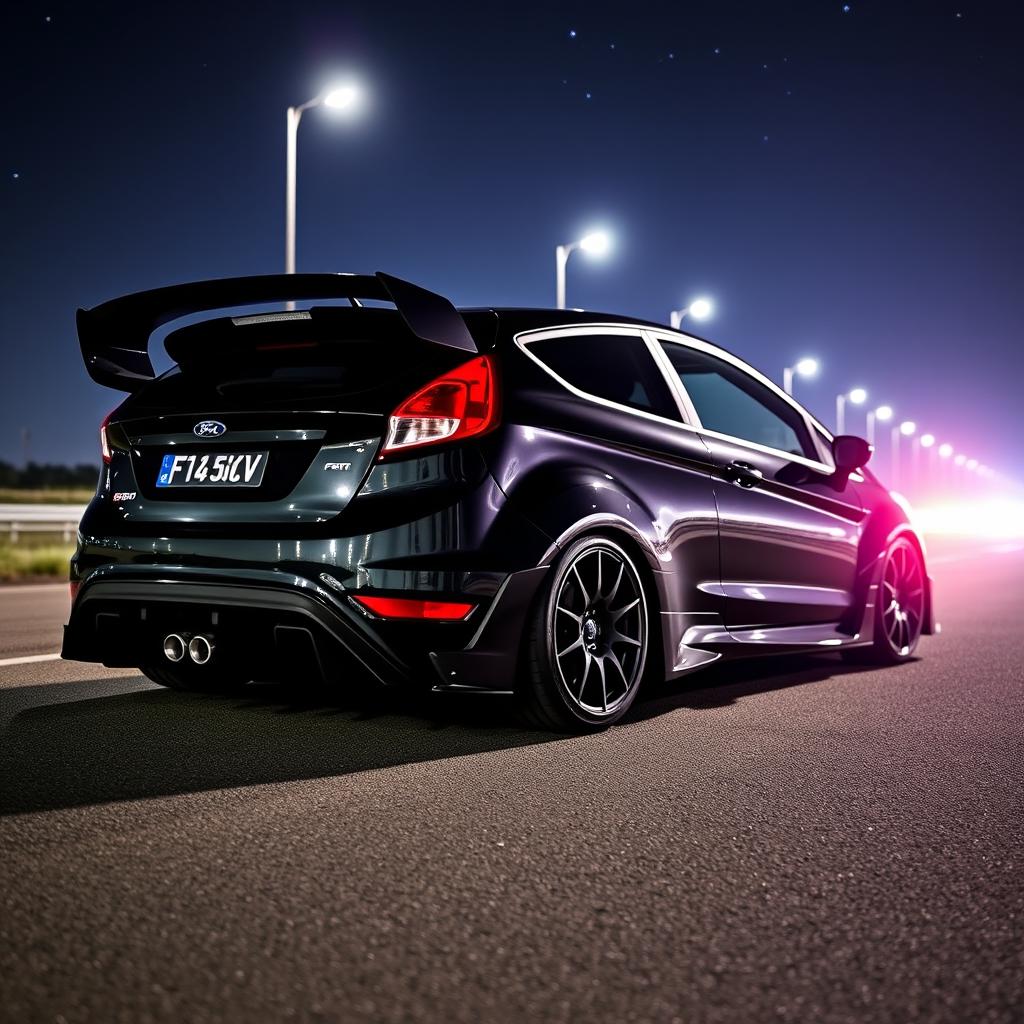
(285, 79, 365, 279)
(966, 458, 979, 471)
(865, 404, 893, 446)
(919, 433, 935, 448)
(891, 419, 916, 489)
(782, 357, 819, 396)
(555, 230, 611, 310)
(669, 296, 714, 330)
(938, 443, 954, 459)
(835, 387, 867, 435)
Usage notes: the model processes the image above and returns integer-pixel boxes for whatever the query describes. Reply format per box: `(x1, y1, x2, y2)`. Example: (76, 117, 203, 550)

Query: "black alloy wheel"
(844, 537, 926, 665)
(521, 536, 651, 731)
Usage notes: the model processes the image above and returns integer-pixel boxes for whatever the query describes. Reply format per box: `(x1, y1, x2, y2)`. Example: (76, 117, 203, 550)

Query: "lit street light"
(939, 443, 954, 459)
(285, 79, 366, 288)
(555, 230, 611, 309)
(782, 357, 819, 396)
(891, 419, 916, 489)
(920, 433, 935, 448)
(669, 296, 714, 330)
(835, 387, 867, 435)
(865, 404, 893, 446)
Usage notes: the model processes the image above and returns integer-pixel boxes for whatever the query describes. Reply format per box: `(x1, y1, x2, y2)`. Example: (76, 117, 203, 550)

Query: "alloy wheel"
(881, 542, 925, 656)
(551, 544, 647, 716)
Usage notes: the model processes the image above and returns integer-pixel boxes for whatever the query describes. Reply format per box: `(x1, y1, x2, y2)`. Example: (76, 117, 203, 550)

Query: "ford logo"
(193, 420, 227, 438)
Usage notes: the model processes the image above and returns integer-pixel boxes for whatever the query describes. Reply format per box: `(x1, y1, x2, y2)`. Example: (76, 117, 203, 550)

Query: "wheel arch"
(535, 521, 667, 685)
(886, 524, 936, 635)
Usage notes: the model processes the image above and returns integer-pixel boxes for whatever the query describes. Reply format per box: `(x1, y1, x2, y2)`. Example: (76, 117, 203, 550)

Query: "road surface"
(1, 542, 1021, 1023)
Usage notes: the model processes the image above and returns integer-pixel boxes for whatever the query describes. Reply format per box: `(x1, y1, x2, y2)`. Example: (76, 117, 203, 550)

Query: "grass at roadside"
(0, 535, 74, 582)
(0, 488, 94, 504)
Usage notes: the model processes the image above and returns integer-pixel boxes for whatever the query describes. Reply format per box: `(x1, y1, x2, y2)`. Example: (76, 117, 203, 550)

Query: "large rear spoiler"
(76, 271, 478, 391)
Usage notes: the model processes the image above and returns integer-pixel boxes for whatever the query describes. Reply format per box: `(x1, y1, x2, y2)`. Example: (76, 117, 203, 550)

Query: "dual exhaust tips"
(163, 633, 214, 665)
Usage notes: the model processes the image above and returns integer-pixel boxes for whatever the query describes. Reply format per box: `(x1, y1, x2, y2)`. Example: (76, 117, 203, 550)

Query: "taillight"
(69, 581, 81, 605)
(100, 411, 114, 464)
(352, 595, 475, 620)
(379, 355, 498, 460)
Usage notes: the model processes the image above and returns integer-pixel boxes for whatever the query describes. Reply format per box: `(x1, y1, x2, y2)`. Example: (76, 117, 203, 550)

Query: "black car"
(63, 273, 935, 731)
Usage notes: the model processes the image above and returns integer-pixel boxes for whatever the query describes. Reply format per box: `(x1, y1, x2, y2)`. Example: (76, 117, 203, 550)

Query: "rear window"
(526, 333, 680, 420)
(182, 340, 405, 400)
(138, 308, 458, 411)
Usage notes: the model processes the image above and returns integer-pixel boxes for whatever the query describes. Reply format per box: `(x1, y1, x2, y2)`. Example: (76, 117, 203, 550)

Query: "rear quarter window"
(525, 333, 680, 420)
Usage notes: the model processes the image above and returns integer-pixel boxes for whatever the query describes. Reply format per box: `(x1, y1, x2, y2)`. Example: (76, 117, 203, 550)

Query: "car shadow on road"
(0, 675, 560, 815)
(629, 651, 893, 722)
(0, 652, 886, 816)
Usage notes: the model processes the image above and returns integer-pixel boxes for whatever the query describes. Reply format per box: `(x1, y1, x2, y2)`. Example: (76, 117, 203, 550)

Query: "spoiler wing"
(76, 271, 478, 391)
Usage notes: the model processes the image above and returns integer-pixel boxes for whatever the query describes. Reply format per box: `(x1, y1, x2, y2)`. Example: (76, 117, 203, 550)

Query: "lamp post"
(865, 404, 893, 446)
(938, 442, 954, 492)
(918, 432, 936, 492)
(285, 81, 364, 298)
(669, 297, 714, 330)
(891, 419, 915, 489)
(835, 387, 867, 435)
(782, 357, 819, 396)
(555, 230, 611, 309)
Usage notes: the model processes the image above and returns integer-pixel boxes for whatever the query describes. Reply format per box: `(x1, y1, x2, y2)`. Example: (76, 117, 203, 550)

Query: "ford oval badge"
(194, 420, 227, 438)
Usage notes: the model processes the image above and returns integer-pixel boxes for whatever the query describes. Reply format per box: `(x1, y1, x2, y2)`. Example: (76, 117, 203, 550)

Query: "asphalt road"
(1, 542, 1021, 1023)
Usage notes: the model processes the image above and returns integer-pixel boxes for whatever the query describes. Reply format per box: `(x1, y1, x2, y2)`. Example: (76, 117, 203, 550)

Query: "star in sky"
(568, 29, 577, 39)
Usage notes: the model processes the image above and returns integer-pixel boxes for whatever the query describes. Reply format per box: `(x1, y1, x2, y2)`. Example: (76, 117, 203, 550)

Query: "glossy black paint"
(63, 281, 934, 693)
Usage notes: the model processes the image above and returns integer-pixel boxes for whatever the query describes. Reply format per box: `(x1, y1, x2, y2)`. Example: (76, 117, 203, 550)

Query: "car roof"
(458, 307, 719, 349)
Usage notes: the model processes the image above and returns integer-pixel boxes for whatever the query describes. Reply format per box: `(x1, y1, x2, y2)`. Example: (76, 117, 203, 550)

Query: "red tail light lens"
(100, 411, 114, 464)
(380, 355, 498, 459)
(70, 581, 81, 605)
(353, 595, 475, 620)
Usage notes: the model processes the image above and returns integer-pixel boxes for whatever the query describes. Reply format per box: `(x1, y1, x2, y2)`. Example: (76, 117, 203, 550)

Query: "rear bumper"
(62, 562, 548, 691)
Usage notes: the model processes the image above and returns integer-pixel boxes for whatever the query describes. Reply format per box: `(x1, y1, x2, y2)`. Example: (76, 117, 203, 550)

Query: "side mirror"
(832, 435, 873, 475)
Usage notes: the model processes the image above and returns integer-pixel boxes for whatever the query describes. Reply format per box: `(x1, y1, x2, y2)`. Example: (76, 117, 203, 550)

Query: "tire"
(519, 535, 652, 732)
(842, 537, 926, 666)
(141, 661, 250, 694)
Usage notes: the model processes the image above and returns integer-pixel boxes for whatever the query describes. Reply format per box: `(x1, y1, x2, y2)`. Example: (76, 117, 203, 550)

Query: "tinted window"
(661, 343, 815, 458)
(529, 334, 680, 419)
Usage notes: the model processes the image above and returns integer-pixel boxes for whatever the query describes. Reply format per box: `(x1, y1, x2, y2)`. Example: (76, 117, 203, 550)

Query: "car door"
(511, 325, 724, 670)
(651, 333, 865, 633)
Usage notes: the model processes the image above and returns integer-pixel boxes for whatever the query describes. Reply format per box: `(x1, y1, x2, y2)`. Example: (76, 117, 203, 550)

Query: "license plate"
(156, 452, 268, 488)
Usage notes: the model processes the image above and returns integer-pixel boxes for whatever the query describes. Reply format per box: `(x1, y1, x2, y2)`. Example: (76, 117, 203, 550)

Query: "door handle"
(724, 460, 763, 487)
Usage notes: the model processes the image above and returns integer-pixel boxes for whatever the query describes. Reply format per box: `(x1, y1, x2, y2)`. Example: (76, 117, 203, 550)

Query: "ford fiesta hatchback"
(63, 273, 934, 731)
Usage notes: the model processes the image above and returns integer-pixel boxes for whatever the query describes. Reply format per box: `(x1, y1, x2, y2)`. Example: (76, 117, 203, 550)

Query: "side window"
(527, 333, 681, 420)
(660, 342, 816, 459)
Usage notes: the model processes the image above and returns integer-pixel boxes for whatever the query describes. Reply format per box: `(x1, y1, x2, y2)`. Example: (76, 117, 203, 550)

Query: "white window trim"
(647, 329, 836, 474)
(515, 322, 837, 476)
(514, 324, 694, 432)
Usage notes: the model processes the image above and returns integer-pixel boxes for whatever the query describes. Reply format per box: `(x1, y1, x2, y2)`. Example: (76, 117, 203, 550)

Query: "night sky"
(2, 1, 1022, 482)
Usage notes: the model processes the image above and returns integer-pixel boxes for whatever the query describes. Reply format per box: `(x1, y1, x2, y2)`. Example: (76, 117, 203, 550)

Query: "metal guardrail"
(0, 504, 86, 543)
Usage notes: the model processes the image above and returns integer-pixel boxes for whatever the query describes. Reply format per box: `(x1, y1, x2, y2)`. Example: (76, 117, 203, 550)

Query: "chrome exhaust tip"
(188, 635, 214, 665)
(163, 633, 186, 663)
